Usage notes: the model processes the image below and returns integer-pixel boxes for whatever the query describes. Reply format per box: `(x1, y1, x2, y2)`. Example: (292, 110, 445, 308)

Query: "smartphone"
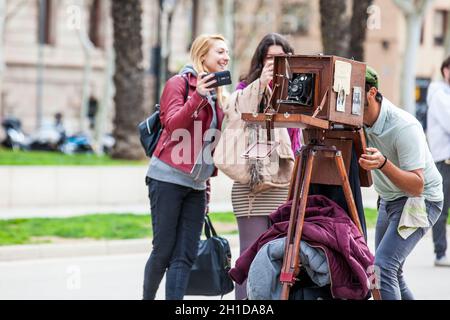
(203, 70, 232, 88)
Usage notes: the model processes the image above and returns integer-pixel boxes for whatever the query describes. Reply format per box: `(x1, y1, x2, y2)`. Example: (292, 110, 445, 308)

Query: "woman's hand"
(260, 60, 274, 90)
(359, 147, 386, 171)
(196, 73, 217, 97)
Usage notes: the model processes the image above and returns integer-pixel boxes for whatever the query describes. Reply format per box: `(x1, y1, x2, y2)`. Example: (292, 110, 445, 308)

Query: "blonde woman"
(143, 34, 230, 300)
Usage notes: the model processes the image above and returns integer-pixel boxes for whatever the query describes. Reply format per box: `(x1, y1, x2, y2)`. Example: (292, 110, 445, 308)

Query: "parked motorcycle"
(59, 133, 94, 154)
(2, 116, 114, 156)
(27, 121, 65, 152)
(1, 117, 29, 150)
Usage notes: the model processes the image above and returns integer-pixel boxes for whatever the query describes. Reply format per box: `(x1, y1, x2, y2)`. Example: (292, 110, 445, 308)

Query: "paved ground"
(1, 229, 449, 300)
(0, 175, 379, 219)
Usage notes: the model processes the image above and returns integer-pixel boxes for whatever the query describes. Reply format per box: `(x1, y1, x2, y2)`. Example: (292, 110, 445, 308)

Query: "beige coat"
(213, 79, 295, 192)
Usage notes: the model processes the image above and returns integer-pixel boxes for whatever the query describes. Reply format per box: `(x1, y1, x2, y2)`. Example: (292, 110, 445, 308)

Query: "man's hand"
(360, 147, 425, 197)
(359, 147, 386, 171)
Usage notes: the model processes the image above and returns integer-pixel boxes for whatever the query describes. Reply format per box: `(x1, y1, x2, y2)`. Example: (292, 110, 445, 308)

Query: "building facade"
(0, 0, 449, 139)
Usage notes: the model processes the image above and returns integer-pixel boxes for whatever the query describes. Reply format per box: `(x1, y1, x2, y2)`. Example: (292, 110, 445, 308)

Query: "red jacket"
(153, 73, 224, 175)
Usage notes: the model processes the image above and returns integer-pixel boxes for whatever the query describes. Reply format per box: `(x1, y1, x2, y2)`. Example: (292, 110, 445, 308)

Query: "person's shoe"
(435, 256, 450, 267)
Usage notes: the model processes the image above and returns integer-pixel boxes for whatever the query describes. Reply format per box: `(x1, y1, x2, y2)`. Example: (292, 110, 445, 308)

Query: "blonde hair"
(190, 34, 228, 106)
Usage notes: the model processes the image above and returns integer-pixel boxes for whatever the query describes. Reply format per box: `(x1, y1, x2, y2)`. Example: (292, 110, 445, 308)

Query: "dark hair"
(441, 56, 450, 78)
(240, 33, 294, 84)
(365, 83, 383, 104)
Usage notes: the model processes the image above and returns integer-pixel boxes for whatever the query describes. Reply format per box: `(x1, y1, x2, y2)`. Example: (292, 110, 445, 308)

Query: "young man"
(359, 67, 443, 300)
(426, 56, 450, 267)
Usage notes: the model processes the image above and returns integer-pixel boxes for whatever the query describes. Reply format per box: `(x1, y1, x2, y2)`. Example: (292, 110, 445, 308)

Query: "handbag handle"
(203, 215, 218, 239)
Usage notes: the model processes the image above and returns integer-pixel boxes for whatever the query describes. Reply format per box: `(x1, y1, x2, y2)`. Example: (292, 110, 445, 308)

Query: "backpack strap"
(181, 74, 189, 103)
(159, 75, 190, 132)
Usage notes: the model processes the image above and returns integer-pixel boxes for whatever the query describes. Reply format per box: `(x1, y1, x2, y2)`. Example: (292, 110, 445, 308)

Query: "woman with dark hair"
(239, 33, 301, 153)
(214, 33, 299, 300)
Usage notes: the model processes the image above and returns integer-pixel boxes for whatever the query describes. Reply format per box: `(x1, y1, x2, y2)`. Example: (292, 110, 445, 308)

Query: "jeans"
(143, 178, 206, 300)
(433, 161, 449, 259)
(375, 197, 442, 300)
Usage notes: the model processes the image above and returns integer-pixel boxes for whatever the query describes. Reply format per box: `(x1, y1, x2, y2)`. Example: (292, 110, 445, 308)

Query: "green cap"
(365, 66, 379, 89)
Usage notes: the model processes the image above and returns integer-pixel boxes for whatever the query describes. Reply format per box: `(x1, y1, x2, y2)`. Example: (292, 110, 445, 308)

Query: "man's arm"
(359, 147, 424, 197)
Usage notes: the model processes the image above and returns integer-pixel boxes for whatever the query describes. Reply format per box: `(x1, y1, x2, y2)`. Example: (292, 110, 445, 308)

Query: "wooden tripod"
(279, 142, 381, 300)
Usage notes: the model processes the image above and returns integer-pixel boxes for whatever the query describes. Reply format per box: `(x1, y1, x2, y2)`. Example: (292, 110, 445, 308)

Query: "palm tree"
(319, 0, 373, 61)
(393, 0, 434, 115)
(111, 0, 145, 159)
(349, 0, 373, 61)
(319, 0, 348, 57)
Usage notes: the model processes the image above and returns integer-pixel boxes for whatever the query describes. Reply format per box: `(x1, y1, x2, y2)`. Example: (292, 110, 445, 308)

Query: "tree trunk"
(319, 0, 348, 57)
(349, 0, 373, 61)
(111, 0, 145, 160)
(77, 0, 95, 135)
(399, 13, 422, 115)
(444, 17, 450, 58)
(0, 0, 6, 118)
(394, 0, 434, 115)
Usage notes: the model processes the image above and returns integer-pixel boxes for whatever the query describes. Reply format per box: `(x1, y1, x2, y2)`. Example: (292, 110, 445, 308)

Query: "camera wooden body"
(272, 55, 366, 128)
(240, 54, 372, 187)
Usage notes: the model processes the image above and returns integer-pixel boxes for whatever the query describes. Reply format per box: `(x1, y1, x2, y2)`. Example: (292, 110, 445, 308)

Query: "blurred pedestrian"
(426, 55, 450, 267)
(53, 112, 66, 146)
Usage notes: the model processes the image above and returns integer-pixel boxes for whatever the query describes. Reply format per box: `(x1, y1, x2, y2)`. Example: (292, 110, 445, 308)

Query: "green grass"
(0, 212, 236, 246)
(364, 208, 378, 228)
(0, 209, 447, 246)
(0, 148, 145, 166)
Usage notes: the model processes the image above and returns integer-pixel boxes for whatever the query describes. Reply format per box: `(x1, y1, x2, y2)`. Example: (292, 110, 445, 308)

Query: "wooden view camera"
(241, 55, 380, 300)
(241, 54, 372, 187)
(272, 54, 366, 127)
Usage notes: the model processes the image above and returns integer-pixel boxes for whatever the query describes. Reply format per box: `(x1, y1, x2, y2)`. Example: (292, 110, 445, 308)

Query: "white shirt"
(426, 81, 450, 162)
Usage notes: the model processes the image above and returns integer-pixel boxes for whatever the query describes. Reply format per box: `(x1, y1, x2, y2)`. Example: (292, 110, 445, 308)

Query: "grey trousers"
(433, 161, 449, 259)
(235, 216, 270, 300)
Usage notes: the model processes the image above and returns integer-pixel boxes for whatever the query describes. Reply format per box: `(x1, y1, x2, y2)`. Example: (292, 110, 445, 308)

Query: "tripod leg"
(287, 153, 301, 201)
(335, 151, 382, 300)
(334, 151, 363, 235)
(280, 148, 315, 300)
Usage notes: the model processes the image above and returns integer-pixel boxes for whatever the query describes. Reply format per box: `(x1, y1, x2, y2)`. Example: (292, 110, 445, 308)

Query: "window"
(89, 0, 104, 48)
(433, 10, 448, 46)
(37, 0, 55, 45)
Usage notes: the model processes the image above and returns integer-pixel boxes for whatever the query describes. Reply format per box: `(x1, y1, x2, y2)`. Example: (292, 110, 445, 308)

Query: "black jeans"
(433, 161, 449, 259)
(143, 178, 206, 300)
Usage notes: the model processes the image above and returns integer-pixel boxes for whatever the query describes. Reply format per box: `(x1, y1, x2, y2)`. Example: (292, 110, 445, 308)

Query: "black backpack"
(138, 75, 189, 158)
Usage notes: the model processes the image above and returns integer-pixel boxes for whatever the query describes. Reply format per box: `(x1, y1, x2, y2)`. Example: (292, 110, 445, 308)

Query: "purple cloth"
(229, 195, 375, 300)
(236, 81, 301, 153)
(287, 128, 301, 154)
(236, 81, 247, 91)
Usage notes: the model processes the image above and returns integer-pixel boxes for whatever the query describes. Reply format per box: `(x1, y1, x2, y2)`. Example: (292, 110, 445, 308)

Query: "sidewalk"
(1, 229, 449, 299)
(0, 170, 379, 219)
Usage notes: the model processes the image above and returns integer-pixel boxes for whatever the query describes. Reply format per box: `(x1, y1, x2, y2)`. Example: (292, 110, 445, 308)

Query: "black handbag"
(138, 75, 189, 158)
(185, 215, 234, 296)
